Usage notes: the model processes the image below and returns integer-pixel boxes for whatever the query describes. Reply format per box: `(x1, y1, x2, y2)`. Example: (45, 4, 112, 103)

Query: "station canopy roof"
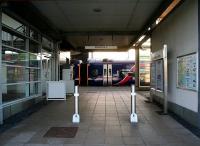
(3, 0, 174, 51)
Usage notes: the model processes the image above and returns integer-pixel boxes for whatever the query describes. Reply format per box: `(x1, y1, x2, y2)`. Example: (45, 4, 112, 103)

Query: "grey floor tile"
(0, 87, 199, 146)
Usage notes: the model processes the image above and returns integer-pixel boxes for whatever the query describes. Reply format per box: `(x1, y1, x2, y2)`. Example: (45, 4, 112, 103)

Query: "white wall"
(152, 0, 198, 112)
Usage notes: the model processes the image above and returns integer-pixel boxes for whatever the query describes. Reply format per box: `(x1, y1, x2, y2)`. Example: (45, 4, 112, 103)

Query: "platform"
(0, 87, 200, 146)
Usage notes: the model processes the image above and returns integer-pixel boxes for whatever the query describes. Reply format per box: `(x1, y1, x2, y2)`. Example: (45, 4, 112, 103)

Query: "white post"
(163, 44, 168, 114)
(130, 85, 138, 123)
(72, 86, 80, 123)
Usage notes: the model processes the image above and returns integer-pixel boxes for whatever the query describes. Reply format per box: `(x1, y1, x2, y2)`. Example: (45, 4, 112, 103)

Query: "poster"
(156, 59, 164, 91)
(177, 53, 197, 91)
(150, 62, 156, 88)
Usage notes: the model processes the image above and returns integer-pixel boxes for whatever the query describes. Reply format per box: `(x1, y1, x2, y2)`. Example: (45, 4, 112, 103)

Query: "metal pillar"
(72, 86, 80, 123)
(130, 85, 138, 123)
(135, 48, 140, 90)
(163, 44, 168, 114)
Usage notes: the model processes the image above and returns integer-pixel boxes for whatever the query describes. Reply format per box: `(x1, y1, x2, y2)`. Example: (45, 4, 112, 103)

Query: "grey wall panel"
(152, 0, 198, 112)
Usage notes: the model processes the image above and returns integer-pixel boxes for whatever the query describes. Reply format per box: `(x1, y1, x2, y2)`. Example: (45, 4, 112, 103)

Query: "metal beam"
(61, 31, 138, 36)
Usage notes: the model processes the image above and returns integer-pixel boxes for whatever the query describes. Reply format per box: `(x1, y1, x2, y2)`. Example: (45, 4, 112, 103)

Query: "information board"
(150, 62, 156, 88)
(156, 59, 164, 91)
(177, 53, 197, 91)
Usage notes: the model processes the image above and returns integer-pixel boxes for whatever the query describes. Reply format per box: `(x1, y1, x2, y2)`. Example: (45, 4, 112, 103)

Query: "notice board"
(177, 53, 197, 91)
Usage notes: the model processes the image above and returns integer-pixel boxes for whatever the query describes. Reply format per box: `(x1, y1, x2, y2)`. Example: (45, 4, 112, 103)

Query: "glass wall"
(139, 39, 151, 87)
(41, 37, 53, 95)
(1, 12, 42, 103)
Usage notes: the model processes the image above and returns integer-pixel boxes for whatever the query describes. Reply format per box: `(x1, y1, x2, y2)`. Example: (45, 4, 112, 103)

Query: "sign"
(156, 59, 164, 91)
(177, 53, 197, 91)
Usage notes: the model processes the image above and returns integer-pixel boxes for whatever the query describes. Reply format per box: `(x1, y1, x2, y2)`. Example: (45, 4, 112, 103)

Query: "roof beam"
(61, 31, 138, 36)
(129, 0, 174, 47)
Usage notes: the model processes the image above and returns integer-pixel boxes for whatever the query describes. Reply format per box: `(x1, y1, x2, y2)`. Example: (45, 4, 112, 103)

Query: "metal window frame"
(0, 6, 3, 124)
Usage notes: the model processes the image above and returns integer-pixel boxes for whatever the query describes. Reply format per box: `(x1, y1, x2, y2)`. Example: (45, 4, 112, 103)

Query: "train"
(73, 60, 135, 86)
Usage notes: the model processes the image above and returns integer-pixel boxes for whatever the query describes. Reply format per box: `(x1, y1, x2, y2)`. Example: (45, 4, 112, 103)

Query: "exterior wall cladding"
(151, 0, 199, 128)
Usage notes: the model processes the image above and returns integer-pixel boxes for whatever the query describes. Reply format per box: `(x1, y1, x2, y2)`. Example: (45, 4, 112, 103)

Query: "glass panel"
(2, 84, 26, 103)
(42, 37, 52, 49)
(2, 46, 27, 66)
(29, 82, 41, 96)
(29, 53, 41, 68)
(29, 68, 40, 81)
(29, 41, 40, 53)
(139, 48, 151, 87)
(13, 35, 25, 50)
(2, 31, 26, 50)
(2, 31, 12, 46)
(30, 29, 39, 41)
(2, 66, 27, 84)
(2, 13, 27, 34)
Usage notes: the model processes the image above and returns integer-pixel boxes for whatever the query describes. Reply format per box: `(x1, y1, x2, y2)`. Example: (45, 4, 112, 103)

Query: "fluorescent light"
(138, 35, 146, 42)
(156, 18, 161, 25)
(85, 46, 118, 50)
(5, 51, 18, 54)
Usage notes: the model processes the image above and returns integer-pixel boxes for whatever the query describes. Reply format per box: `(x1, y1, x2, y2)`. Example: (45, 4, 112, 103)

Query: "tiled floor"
(0, 87, 200, 146)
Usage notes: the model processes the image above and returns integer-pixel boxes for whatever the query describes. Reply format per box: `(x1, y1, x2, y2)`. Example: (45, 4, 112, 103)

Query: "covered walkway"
(0, 87, 199, 146)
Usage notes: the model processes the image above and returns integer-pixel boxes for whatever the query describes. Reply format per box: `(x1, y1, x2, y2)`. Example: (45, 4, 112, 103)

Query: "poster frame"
(176, 52, 198, 92)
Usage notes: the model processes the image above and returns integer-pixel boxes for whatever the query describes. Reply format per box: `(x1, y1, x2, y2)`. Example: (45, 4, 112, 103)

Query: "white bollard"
(130, 85, 138, 123)
(72, 86, 80, 123)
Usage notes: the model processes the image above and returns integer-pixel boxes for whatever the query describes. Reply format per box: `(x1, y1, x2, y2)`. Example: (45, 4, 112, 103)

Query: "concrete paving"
(0, 87, 200, 146)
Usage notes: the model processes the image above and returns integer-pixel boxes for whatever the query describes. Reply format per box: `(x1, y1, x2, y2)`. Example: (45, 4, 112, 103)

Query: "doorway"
(103, 64, 112, 86)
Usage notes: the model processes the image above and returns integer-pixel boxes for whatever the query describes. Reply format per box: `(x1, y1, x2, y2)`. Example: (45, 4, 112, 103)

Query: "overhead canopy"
(3, 0, 171, 51)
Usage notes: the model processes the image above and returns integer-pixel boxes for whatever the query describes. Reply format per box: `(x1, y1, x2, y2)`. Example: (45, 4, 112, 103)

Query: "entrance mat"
(43, 127, 78, 138)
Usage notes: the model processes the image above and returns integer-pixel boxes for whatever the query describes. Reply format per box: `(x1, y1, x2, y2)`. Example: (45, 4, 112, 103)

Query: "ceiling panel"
(31, 0, 163, 49)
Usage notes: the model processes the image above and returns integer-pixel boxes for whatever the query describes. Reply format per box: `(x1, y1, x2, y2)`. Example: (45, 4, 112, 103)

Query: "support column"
(198, 0, 200, 128)
(0, 6, 3, 124)
(135, 48, 140, 90)
(51, 42, 60, 81)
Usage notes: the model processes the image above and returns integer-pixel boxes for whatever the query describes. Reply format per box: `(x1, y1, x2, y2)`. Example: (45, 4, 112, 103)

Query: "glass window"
(2, 31, 12, 46)
(29, 53, 41, 68)
(13, 35, 25, 50)
(30, 29, 39, 41)
(29, 41, 40, 53)
(139, 48, 151, 87)
(42, 37, 52, 49)
(2, 31, 26, 50)
(29, 82, 41, 96)
(2, 46, 27, 66)
(2, 66, 27, 84)
(2, 13, 27, 34)
(2, 84, 26, 103)
(29, 69, 40, 81)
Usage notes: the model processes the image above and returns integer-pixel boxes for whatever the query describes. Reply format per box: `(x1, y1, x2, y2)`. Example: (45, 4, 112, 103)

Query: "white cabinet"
(46, 81, 66, 100)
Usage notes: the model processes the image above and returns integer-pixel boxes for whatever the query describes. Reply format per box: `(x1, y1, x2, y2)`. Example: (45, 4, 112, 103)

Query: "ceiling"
(28, 0, 164, 50)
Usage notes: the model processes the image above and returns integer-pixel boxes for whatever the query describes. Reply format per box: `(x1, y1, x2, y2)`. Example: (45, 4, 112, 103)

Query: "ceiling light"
(138, 35, 146, 42)
(156, 18, 161, 25)
(148, 27, 151, 31)
(93, 8, 102, 13)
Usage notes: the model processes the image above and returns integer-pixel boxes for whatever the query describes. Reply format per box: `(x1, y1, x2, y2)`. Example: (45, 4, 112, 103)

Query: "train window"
(109, 69, 112, 76)
(104, 69, 107, 76)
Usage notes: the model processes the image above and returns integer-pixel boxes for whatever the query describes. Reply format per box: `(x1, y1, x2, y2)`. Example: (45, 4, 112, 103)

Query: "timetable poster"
(156, 59, 164, 91)
(177, 53, 197, 91)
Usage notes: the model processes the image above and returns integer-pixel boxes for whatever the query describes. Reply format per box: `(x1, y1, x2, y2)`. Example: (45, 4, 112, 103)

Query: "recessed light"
(93, 8, 102, 13)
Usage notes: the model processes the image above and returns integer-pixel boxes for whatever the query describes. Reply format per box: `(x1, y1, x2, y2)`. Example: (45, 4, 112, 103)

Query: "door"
(103, 64, 112, 86)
